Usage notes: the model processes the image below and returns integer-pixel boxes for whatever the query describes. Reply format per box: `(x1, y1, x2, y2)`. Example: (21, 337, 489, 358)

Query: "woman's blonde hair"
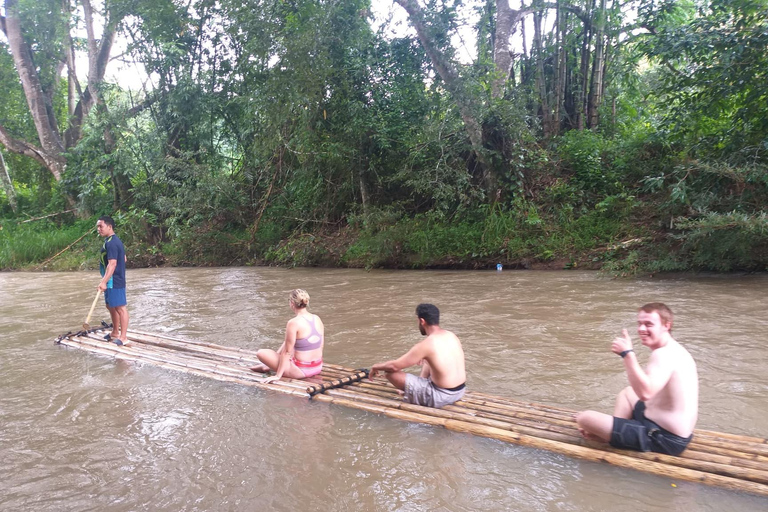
(290, 289, 310, 309)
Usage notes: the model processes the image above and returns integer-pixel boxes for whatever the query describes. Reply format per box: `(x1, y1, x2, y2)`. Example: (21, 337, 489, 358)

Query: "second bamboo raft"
(54, 327, 768, 497)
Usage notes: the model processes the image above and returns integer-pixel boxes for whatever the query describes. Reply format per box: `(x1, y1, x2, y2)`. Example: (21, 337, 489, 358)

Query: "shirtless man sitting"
(576, 303, 698, 456)
(369, 304, 466, 409)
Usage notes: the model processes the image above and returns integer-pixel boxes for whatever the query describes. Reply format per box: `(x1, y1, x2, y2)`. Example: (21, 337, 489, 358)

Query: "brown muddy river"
(1, 268, 767, 511)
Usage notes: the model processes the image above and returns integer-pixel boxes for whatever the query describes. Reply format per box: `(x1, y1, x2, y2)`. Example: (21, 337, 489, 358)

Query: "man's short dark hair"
(98, 215, 115, 229)
(416, 303, 440, 325)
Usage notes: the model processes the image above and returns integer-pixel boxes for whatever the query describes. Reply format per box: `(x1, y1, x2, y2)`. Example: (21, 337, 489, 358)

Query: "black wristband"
(619, 349, 634, 358)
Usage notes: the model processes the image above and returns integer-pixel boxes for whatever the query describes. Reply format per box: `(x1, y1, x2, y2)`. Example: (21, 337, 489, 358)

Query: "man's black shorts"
(610, 401, 692, 456)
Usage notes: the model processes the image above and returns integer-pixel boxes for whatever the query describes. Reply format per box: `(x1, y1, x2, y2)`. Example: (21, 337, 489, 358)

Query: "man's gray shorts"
(404, 374, 466, 408)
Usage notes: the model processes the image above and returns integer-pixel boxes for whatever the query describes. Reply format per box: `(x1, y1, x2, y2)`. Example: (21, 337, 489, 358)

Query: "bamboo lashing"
(54, 327, 768, 497)
(306, 370, 370, 397)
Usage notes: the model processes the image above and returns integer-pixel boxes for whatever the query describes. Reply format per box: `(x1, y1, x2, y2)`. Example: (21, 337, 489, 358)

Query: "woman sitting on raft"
(250, 289, 324, 383)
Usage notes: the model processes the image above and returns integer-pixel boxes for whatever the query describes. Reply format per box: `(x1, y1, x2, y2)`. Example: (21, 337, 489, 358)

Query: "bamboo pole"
(307, 370, 369, 397)
(86, 331, 768, 460)
(294, 363, 768, 462)
(126, 332, 259, 364)
(469, 389, 768, 451)
(74, 334, 317, 397)
(56, 330, 768, 495)
(322, 381, 768, 478)
(21, 208, 77, 223)
(73, 336, 261, 381)
(66, 336, 271, 387)
(332, 380, 768, 467)
(129, 328, 259, 355)
(314, 393, 768, 497)
(35, 229, 92, 270)
(696, 429, 768, 445)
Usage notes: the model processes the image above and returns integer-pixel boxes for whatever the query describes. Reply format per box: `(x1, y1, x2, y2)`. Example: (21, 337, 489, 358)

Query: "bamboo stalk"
(318, 368, 768, 461)
(126, 332, 259, 364)
(322, 383, 768, 481)
(329, 380, 768, 468)
(75, 336, 260, 381)
(68, 334, 314, 396)
(129, 329, 259, 355)
(56, 330, 768, 496)
(67, 336, 273, 387)
(317, 392, 768, 497)
(35, 229, 92, 270)
(470, 390, 768, 453)
(325, 387, 580, 444)
(696, 429, 767, 445)
(456, 391, 768, 458)
(95, 332, 768, 460)
(307, 370, 369, 397)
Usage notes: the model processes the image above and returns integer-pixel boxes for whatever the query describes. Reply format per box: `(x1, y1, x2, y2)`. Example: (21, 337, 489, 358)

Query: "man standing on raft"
(96, 216, 129, 346)
(576, 303, 698, 456)
(369, 304, 466, 409)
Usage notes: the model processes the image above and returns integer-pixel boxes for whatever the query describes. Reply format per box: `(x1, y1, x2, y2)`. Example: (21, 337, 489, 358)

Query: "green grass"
(0, 219, 97, 270)
(342, 202, 636, 269)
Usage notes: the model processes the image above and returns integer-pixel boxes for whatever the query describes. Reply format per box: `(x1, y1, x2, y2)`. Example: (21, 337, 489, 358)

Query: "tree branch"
(394, 0, 485, 159)
(0, 124, 50, 170)
(127, 93, 158, 117)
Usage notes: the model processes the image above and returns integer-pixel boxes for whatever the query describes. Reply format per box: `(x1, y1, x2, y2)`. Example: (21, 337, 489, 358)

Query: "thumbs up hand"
(612, 328, 633, 355)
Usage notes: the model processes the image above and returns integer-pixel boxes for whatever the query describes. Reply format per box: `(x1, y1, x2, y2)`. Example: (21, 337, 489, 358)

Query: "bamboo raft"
(55, 327, 768, 497)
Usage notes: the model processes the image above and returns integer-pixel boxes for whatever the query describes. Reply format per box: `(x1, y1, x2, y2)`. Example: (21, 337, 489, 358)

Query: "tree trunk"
(394, 0, 490, 188)
(0, 0, 119, 189)
(587, 0, 606, 129)
(551, 1, 567, 137)
(0, 150, 17, 213)
(492, 1, 542, 99)
(577, 0, 595, 130)
(3, 0, 67, 180)
(533, 11, 552, 137)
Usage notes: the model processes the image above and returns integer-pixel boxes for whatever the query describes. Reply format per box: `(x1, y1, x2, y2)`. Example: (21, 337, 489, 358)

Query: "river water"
(1, 268, 767, 511)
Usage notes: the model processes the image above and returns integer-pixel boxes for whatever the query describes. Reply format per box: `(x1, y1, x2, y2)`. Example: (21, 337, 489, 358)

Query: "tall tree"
(394, 0, 486, 169)
(0, 0, 121, 186)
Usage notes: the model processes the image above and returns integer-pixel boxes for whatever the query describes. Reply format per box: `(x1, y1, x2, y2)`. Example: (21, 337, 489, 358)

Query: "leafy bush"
(557, 130, 615, 194)
(673, 212, 768, 271)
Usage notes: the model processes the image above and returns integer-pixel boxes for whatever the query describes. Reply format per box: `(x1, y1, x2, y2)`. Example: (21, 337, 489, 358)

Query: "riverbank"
(3, 202, 767, 275)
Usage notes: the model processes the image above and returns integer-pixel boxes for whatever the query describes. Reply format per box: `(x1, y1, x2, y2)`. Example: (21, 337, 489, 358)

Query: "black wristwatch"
(619, 349, 634, 358)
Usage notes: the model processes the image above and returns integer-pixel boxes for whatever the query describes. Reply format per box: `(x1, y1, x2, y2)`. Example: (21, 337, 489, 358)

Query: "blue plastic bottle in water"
(496, 263, 503, 272)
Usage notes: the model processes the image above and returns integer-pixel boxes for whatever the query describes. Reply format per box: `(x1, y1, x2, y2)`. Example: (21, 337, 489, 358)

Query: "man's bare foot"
(250, 364, 270, 373)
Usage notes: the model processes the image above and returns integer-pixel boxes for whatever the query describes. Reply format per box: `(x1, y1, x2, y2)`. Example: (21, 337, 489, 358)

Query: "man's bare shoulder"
(427, 328, 461, 345)
(650, 339, 694, 364)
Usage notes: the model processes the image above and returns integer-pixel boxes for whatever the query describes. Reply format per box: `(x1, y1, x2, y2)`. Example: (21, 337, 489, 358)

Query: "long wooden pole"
(82, 290, 101, 329)
(35, 228, 92, 270)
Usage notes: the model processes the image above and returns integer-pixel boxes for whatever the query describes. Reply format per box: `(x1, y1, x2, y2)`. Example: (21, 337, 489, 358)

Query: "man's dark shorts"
(610, 401, 692, 456)
(105, 288, 127, 308)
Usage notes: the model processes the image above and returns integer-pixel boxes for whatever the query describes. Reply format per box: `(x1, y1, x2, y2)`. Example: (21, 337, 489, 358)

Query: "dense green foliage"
(1, 0, 767, 274)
